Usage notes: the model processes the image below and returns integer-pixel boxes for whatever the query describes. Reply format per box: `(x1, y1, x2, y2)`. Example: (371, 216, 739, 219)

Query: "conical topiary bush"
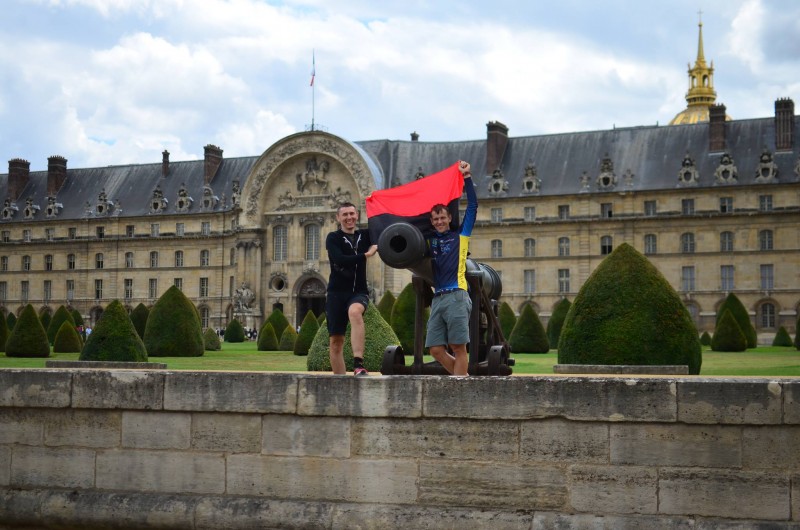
(47, 305, 75, 345)
(53, 320, 84, 353)
(279, 325, 297, 351)
(498, 301, 517, 340)
(257, 322, 279, 351)
(307, 304, 400, 372)
(80, 300, 147, 361)
(509, 304, 550, 353)
(711, 309, 747, 352)
(294, 310, 319, 356)
(317, 312, 326, 324)
(795, 314, 800, 351)
(224, 319, 245, 343)
(203, 328, 221, 351)
(0, 315, 9, 353)
(39, 310, 52, 334)
(5, 304, 50, 358)
(377, 290, 396, 323)
(144, 285, 204, 356)
(558, 243, 702, 374)
(7, 312, 17, 331)
(391, 283, 418, 355)
(772, 326, 793, 347)
(70, 308, 84, 327)
(130, 303, 150, 339)
(546, 298, 571, 349)
(700, 331, 712, 346)
(716, 293, 757, 348)
(265, 309, 290, 342)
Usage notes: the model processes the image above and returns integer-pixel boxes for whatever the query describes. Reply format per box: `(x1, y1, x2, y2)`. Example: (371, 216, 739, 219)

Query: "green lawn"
(1, 342, 799, 376)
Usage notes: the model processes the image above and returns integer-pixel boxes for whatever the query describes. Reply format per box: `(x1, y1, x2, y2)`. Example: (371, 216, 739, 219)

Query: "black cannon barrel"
(376, 222, 502, 300)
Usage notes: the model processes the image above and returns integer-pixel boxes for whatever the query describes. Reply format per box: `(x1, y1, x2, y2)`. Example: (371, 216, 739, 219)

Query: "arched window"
(759, 230, 773, 251)
(644, 234, 657, 255)
(681, 233, 695, 253)
(491, 239, 503, 258)
(524, 238, 536, 258)
(273, 226, 287, 261)
(720, 231, 734, 252)
(200, 249, 210, 267)
(95, 253, 104, 269)
(149, 251, 159, 268)
(558, 237, 570, 257)
(175, 250, 184, 268)
(600, 235, 613, 255)
(305, 224, 320, 261)
(760, 303, 776, 329)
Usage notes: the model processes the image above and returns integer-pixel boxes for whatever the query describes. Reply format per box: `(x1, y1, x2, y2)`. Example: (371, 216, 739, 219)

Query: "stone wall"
(1, 369, 799, 529)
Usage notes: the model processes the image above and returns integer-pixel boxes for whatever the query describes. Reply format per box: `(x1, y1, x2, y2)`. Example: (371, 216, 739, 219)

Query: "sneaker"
(353, 367, 369, 377)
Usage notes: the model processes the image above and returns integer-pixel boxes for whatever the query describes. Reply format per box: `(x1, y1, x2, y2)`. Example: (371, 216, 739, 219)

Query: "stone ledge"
(45, 361, 167, 369)
(554, 364, 689, 375)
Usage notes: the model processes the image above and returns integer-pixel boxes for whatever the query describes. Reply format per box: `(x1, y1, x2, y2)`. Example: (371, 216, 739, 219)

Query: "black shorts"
(326, 292, 369, 336)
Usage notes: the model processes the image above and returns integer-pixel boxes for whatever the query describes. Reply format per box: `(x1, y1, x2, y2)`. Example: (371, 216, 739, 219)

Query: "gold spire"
(669, 15, 728, 125)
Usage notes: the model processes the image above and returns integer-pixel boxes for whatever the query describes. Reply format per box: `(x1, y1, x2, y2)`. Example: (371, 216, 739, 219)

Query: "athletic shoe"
(354, 367, 369, 377)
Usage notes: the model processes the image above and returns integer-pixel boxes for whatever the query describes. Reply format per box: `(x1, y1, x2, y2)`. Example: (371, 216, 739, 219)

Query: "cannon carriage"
(376, 222, 514, 376)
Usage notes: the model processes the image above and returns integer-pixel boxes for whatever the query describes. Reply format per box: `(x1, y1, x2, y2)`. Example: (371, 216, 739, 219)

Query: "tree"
(772, 326, 793, 347)
(53, 320, 84, 353)
(70, 308, 84, 327)
(796, 314, 800, 351)
(307, 304, 400, 372)
(144, 285, 204, 356)
(498, 302, 517, 340)
(130, 303, 150, 339)
(265, 309, 290, 342)
(711, 309, 747, 352)
(224, 319, 245, 343)
(700, 331, 712, 346)
(279, 325, 297, 351)
(80, 300, 148, 361)
(257, 322, 279, 351)
(0, 315, 9, 353)
(546, 298, 571, 349)
(559, 243, 702, 374)
(294, 310, 320, 356)
(39, 310, 52, 334)
(509, 304, 550, 353)
(47, 305, 75, 345)
(390, 283, 424, 355)
(716, 293, 757, 348)
(5, 304, 51, 358)
(203, 328, 221, 351)
(377, 290, 396, 323)
(6, 312, 17, 331)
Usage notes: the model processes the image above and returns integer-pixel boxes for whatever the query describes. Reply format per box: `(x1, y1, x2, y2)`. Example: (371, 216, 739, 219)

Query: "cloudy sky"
(1, 0, 798, 171)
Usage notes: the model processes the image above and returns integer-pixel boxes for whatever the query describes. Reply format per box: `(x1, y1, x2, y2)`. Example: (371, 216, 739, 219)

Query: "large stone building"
(1, 22, 799, 339)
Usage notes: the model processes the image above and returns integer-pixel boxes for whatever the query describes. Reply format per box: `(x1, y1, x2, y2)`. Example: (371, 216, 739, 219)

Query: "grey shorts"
(425, 289, 472, 347)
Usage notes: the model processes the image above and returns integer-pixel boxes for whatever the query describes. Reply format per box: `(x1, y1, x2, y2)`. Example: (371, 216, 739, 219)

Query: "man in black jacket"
(325, 202, 378, 375)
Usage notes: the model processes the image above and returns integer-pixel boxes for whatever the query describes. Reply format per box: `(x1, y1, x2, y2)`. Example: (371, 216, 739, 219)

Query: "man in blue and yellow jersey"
(425, 161, 477, 377)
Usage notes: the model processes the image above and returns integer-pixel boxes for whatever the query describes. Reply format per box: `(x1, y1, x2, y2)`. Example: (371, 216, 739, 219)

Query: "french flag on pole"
(310, 50, 315, 86)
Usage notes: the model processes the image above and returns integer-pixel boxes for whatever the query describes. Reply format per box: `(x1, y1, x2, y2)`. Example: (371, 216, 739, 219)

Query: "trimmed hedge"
(711, 309, 747, 352)
(509, 304, 550, 353)
(224, 319, 245, 343)
(377, 290, 396, 323)
(53, 320, 84, 353)
(390, 283, 419, 355)
(546, 298, 571, 349)
(716, 293, 757, 348)
(558, 243, 702, 374)
(498, 302, 517, 340)
(257, 322, 279, 351)
(700, 331, 712, 346)
(772, 326, 793, 347)
(39, 310, 52, 333)
(294, 311, 319, 356)
(203, 328, 221, 351)
(144, 285, 204, 356)
(80, 300, 147, 361)
(6, 312, 17, 331)
(47, 305, 75, 345)
(70, 308, 84, 327)
(130, 303, 150, 339)
(5, 304, 50, 358)
(0, 315, 9, 353)
(265, 310, 290, 342)
(279, 325, 297, 351)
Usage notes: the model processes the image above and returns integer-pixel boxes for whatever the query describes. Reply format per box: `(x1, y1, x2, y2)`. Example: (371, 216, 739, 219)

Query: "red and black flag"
(366, 162, 464, 241)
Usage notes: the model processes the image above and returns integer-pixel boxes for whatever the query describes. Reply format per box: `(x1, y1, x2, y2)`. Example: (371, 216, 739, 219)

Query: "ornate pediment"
(678, 152, 700, 187)
(521, 162, 541, 195)
(175, 183, 193, 213)
(23, 197, 41, 219)
(2, 198, 18, 220)
(149, 185, 168, 214)
(487, 168, 509, 196)
(596, 154, 617, 190)
(714, 152, 738, 185)
(754, 148, 778, 183)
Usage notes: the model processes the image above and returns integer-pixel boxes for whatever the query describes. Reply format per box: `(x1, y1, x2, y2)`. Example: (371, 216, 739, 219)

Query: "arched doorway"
(297, 277, 326, 326)
(89, 306, 104, 327)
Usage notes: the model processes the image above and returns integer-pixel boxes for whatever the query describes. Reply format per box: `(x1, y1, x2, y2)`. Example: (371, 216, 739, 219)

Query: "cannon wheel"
(381, 345, 405, 375)
(487, 345, 505, 375)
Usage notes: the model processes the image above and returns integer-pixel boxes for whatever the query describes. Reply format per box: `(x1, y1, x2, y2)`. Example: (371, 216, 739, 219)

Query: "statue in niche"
(296, 157, 330, 194)
(231, 180, 241, 207)
(234, 282, 255, 311)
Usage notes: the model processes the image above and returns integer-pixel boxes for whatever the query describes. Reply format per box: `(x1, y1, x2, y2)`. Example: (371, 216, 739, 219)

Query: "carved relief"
(295, 157, 330, 194)
(623, 169, 635, 188)
(678, 152, 700, 187)
(231, 180, 241, 208)
(714, 153, 738, 184)
(45, 196, 62, 218)
(487, 168, 509, 195)
(596, 154, 617, 189)
(201, 186, 219, 210)
(95, 188, 113, 216)
(234, 282, 255, 311)
(754, 148, 778, 183)
(23, 197, 40, 220)
(299, 277, 326, 296)
(175, 183, 193, 213)
(150, 185, 168, 214)
(579, 171, 591, 192)
(521, 162, 541, 195)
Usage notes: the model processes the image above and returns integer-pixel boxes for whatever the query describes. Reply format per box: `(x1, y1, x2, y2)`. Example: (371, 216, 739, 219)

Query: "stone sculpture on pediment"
(328, 186, 352, 208)
(45, 196, 62, 218)
(521, 162, 541, 195)
(623, 169, 635, 188)
(487, 168, 509, 195)
(176, 183, 193, 212)
(296, 157, 330, 194)
(96, 188, 114, 216)
(23, 197, 40, 220)
(234, 282, 255, 311)
(754, 148, 778, 183)
(714, 153, 738, 185)
(1, 198, 18, 220)
(201, 186, 219, 210)
(579, 171, 591, 192)
(678, 152, 700, 187)
(277, 190, 297, 211)
(150, 185, 168, 214)
(231, 180, 241, 208)
(596, 154, 617, 189)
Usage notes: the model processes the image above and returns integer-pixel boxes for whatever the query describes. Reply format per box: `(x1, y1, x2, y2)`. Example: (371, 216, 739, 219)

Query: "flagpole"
(310, 49, 315, 131)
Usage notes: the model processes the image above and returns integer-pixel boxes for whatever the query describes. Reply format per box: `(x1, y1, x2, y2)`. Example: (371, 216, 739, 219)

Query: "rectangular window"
(0, 281, 6, 301)
(124, 279, 133, 299)
(305, 225, 320, 261)
(151, 223, 160, 237)
(66, 280, 74, 301)
(558, 205, 570, 220)
(68, 227, 77, 239)
(174, 278, 183, 291)
(45, 255, 53, 271)
(96, 226, 105, 239)
(558, 269, 570, 293)
(150, 252, 159, 268)
(94, 279, 103, 300)
(1, 230, 9, 243)
(524, 270, 536, 294)
(524, 206, 536, 222)
(230, 276, 235, 297)
(22, 256, 31, 271)
(126, 225, 135, 237)
(491, 239, 503, 258)
(149, 279, 158, 299)
(201, 222, 211, 236)
(644, 234, 657, 255)
(491, 208, 503, 223)
(759, 194, 773, 212)
(200, 277, 209, 297)
(644, 200, 657, 216)
(45, 228, 55, 241)
(720, 197, 733, 213)
(23, 229, 31, 242)
(1, 256, 8, 271)
(681, 266, 696, 292)
(21, 281, 29, 302)
(681, 198, 695, 215)
(720, 265, 734, 291)
(601, 203, 613, 218)
(96, 253, 104, 269)
(273, 226, 288, 261)
(68, 254, 76, 270)
(44, 280, 51, 301)
(176, 223, 185, 237)
(760, 264, 774, 290)
(126, 252, 134, 268)
(200, 250, 210, 267)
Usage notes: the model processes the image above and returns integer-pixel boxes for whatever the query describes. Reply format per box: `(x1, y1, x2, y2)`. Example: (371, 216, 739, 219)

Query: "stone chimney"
(203, 144, 223, 185)
(162, 150, 170, 177)
(775, 97, 795, 151)
(46, 156, 67, 196)
(410, 131, 419, 142)
(709, 104, 726, 152)
(486, 121, 509, 176)
(8, 158, 31, 200)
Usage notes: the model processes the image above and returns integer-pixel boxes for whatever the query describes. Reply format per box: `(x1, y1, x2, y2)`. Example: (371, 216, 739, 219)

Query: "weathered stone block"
(163, 372, 296, 413)
(0, 489, 44, 527)
(122, 411, 191, 449)
(96, 449, 225, 494)
(352, 417, 518, 461)
(72, 370, 164, 410)
(793, 473, 800, 522)
(784, 381, 800, 424)
(0, 446, 9, 486)
(332, 503, 535, 530)
(192, 412, 261, 453)
(195, 496, 332, 530)
(677, 379, 782, 424)
(226, 455, 418, 504)
(658, 468, 790, 519)
(0, 370, 71, 408)
(419, 460, 567, 510)
(610, 423, 741, 468)
(44, 409, 121, 448)
(521, 418, 608, 463)
(10, 446, 95, 489)
(742, 426, 800, 470)
(262, 414, 350, 457)
(533, 512, 695, 529)
(297, 375, 423, 417)
(0, 408, 44, 445)
(569, 465, 658, 514)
